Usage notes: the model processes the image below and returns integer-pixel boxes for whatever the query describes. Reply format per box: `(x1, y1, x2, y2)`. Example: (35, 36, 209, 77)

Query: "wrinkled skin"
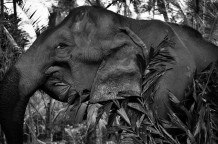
(1, 6, 218, 144)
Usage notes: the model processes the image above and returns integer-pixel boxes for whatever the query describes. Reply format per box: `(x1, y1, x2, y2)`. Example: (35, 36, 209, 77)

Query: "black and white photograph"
(0, 0, 218, 143)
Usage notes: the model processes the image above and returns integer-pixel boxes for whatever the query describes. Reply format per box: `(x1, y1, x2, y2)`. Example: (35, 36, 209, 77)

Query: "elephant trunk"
(0, 41, 58, 143)
(0, 67, 32, 144)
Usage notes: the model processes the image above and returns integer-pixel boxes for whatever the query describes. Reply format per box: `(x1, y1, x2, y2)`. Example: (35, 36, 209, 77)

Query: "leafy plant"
(0, 13, 27, 80)
(87, 37, 218, 144)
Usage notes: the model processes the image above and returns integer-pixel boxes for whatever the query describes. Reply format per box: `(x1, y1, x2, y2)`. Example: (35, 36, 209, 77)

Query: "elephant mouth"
(48, 78, 90, 105)
(47, 79, 90, 124)
(44, 65, 89, 104)
(44, 72, 89, 105)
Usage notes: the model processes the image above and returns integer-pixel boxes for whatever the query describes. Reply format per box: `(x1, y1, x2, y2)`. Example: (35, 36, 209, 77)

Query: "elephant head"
(0, 6, 148, 144)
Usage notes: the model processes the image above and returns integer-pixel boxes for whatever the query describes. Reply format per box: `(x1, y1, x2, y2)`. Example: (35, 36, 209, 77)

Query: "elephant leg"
(0, 67, 31, 144)
(153, 63, 194, 119)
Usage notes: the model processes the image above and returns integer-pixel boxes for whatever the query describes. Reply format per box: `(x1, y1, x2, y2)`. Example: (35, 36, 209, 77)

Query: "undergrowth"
(86, 37, 218, 144)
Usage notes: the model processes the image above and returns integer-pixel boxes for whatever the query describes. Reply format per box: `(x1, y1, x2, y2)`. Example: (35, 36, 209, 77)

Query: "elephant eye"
(56, 43, 68, 49)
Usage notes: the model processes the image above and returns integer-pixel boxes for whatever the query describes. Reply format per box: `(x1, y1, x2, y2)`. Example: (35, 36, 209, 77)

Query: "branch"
(87, 0, 94, 6)
(106, 0, 120, 9)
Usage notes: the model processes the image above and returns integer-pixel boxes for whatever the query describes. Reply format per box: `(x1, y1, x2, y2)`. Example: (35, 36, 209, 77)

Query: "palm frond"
(17, 0, 49, 33)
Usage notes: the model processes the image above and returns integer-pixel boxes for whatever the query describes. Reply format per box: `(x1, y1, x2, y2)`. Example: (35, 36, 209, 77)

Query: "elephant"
(1, 6, 218, 144)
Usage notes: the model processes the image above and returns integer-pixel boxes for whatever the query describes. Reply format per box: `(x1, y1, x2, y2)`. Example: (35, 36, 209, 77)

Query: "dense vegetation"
(1, 0, 218, 143)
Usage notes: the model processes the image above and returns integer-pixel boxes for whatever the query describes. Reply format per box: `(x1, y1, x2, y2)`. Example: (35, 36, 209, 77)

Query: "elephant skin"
(1, 6, 218, 144)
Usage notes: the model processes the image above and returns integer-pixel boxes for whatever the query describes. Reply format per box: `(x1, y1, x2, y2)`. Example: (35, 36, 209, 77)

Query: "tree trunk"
(157, 0, 168, 22)
(123, 0, 130, 17)
(13, 0, 17, 20)
(0, 0, 4, 17)
(0, 0, 4, 38)
(124, 2, 127, 17)
(45, 98, 52, 141)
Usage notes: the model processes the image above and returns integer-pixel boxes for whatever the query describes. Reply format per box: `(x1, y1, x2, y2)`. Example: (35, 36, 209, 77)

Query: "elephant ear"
(90, 27, 148, 103)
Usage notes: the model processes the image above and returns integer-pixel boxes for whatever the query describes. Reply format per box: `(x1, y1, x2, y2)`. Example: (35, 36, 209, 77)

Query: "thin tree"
(13, 0, 17, 20)
(157, 0, 169, 21)
(0, 0, 4, 18)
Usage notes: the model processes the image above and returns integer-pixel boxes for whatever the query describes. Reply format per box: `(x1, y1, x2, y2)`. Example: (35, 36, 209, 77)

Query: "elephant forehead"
(72, 17, 88, 32)
(70, 8, 115, 35)
(40, 28, 73, 46)
(70, 9, 93, 33)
